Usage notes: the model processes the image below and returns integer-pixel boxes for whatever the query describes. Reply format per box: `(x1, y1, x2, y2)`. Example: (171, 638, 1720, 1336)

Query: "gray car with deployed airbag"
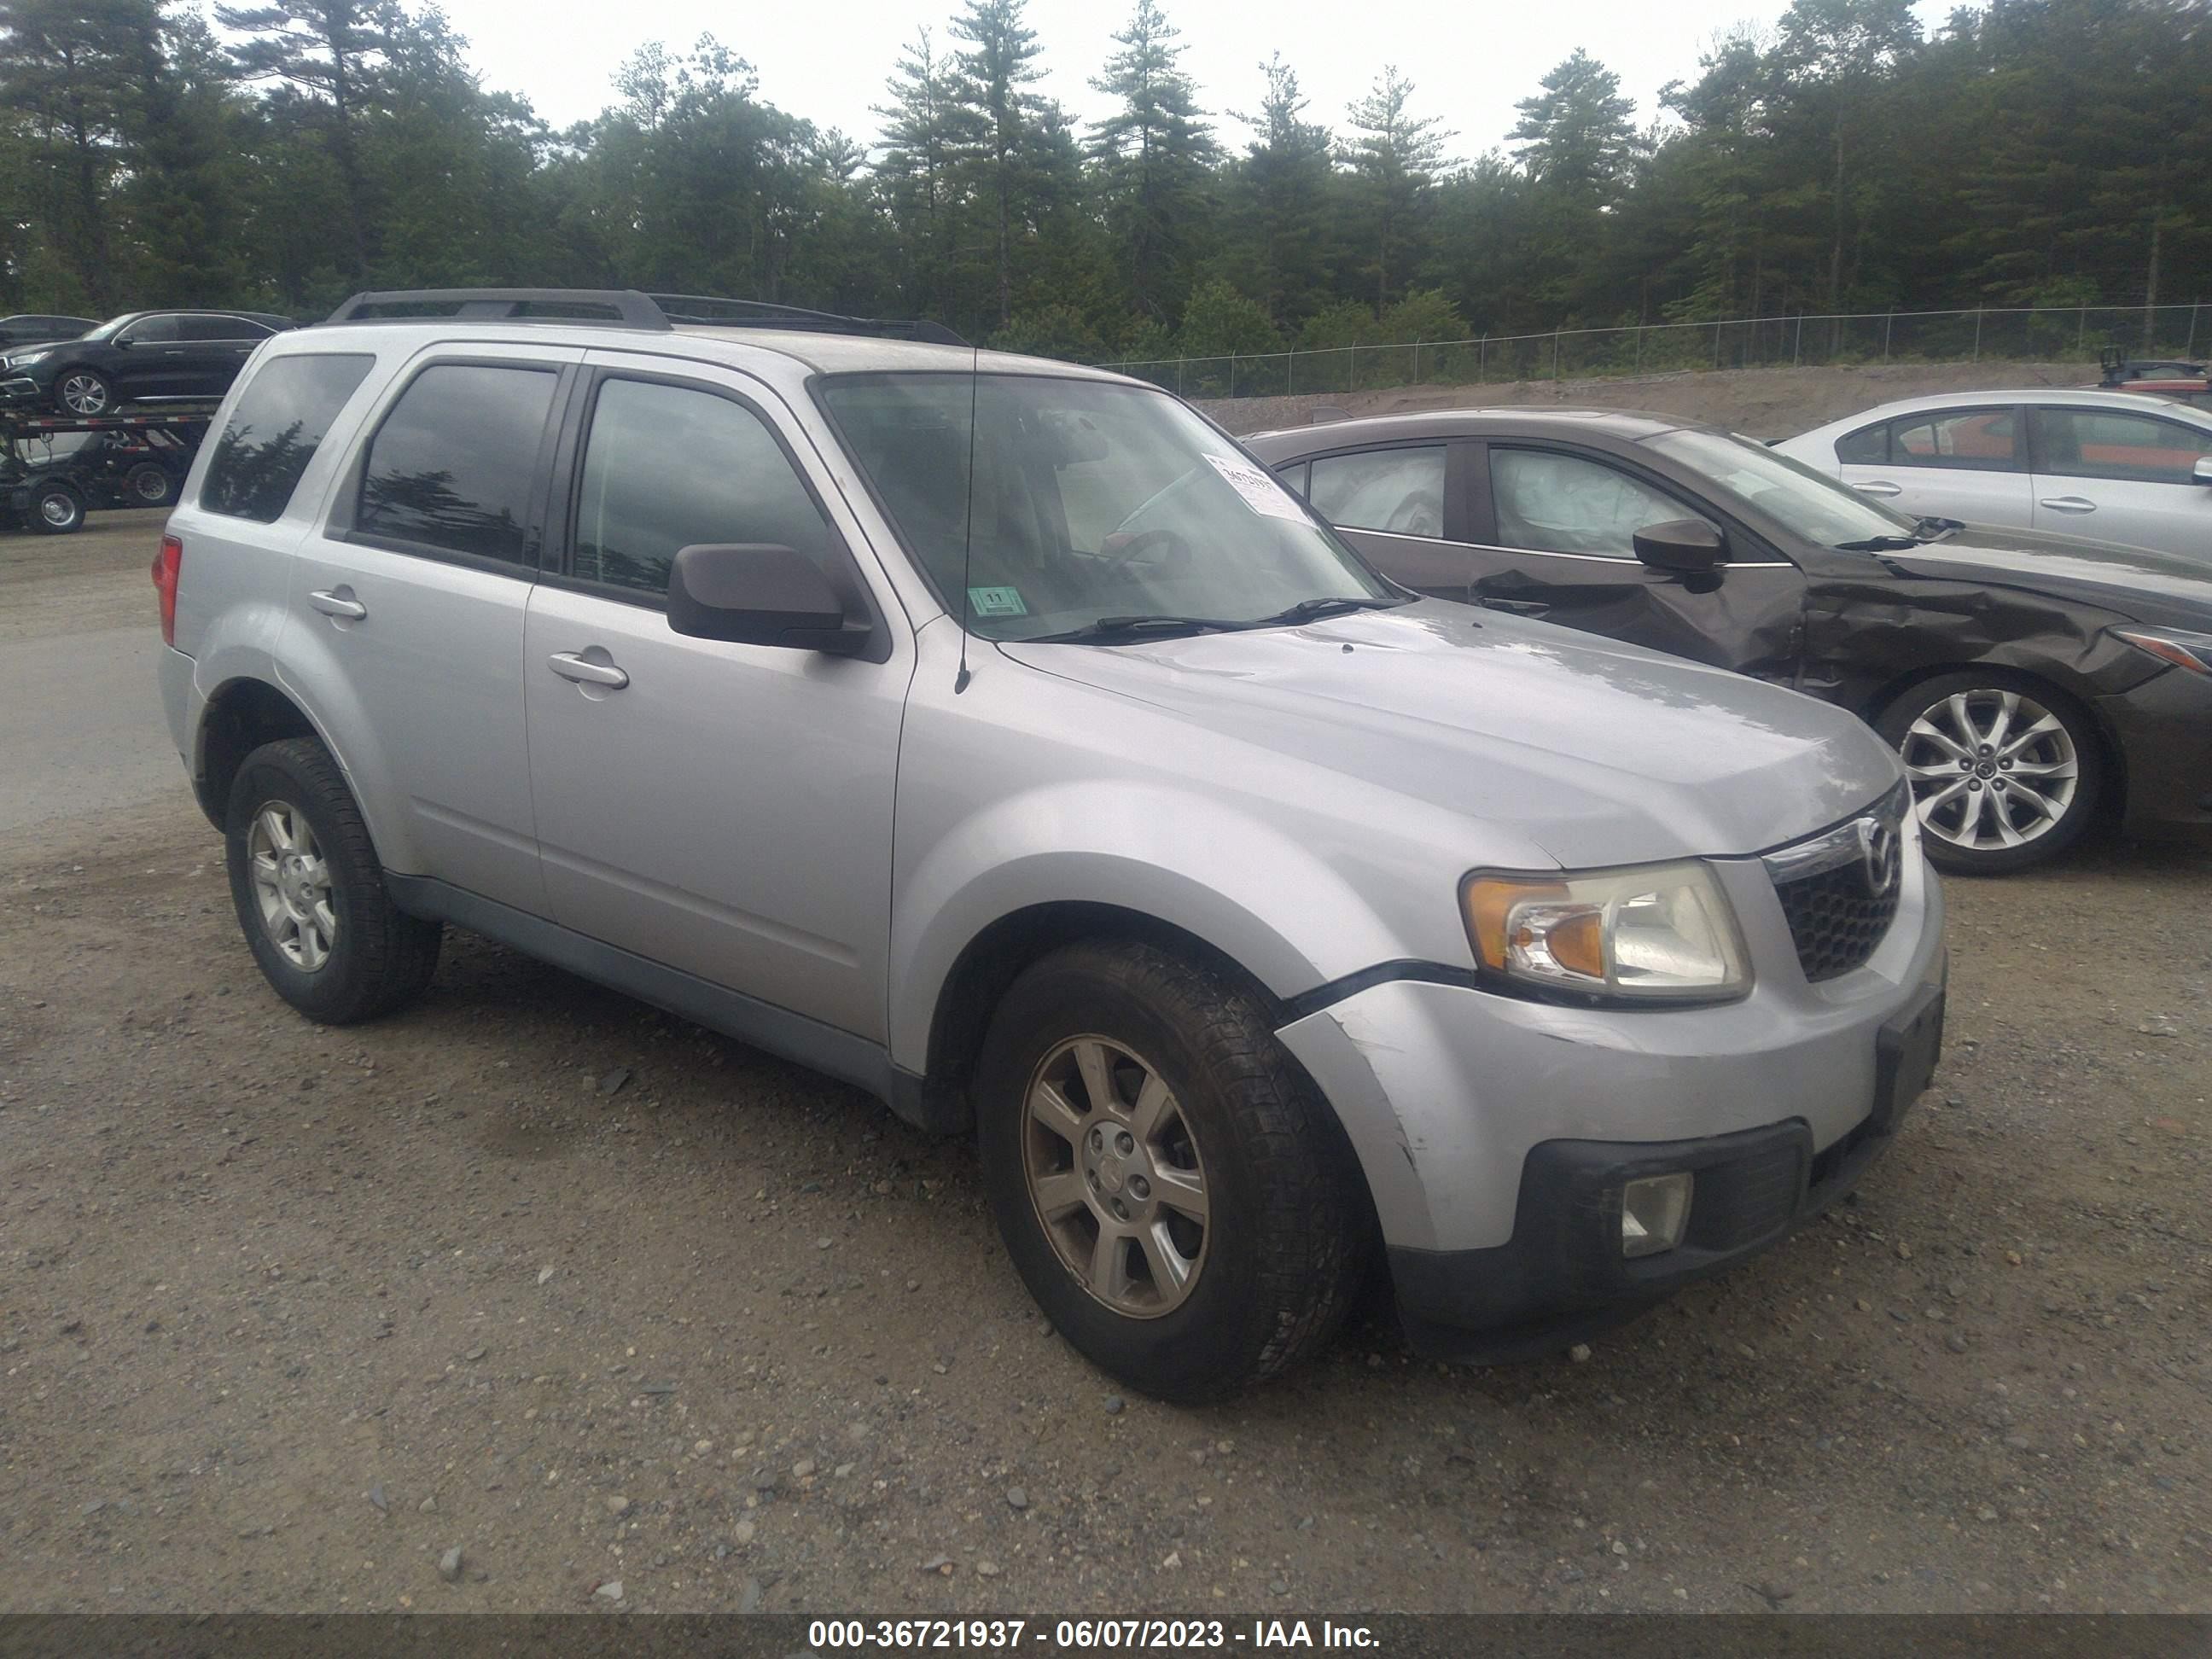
(155, 288, 1946, 1401)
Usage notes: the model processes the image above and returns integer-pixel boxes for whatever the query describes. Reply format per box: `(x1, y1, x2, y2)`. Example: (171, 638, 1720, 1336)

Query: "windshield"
(1646, 428, 1920, 548)
(818, 372, 1398, 641)
(80, 315, 137, 343)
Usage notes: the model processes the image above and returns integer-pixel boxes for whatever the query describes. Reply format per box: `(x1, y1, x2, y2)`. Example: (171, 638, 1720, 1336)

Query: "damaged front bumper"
(1276, 847, 1947, 1359)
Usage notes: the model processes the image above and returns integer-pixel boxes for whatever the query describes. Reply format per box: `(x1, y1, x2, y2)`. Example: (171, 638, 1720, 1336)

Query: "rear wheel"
(1877, 671, 2104, 875)
(976, 940, 1368, 1401)
(224, 737, 442, 1023)
(124, 461, 178, 506)
(29, 481, 84, 534)
(54, 368, 114, 416)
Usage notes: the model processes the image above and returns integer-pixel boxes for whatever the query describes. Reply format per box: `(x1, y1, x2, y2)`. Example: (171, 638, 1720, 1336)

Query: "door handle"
(1854, 480, 1903, 498)
(308, 588, 367, 620)
(2039, 496, 2097, 514)
(548, 651, 630, 690)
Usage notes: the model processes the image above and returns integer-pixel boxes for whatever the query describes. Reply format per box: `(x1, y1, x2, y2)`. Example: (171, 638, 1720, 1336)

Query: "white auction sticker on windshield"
(1204, 452, 1308, 522)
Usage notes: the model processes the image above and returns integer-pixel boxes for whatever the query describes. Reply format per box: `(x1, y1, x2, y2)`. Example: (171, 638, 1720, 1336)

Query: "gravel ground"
(0, 518, 2207, 1616)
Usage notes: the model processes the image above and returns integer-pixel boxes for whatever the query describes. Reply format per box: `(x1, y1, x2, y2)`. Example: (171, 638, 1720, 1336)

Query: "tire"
(975, 940, 1369, 1401)
(124, 461, 178, 506)
(1876, 670, 2104, 876)
(28, 482, 84, 535)
(54, 367, 114, 416)
(224, 737, 442, 1023)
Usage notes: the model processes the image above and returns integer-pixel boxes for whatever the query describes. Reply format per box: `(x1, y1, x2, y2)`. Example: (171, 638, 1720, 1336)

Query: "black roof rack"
(321, 287, 968, 346)
(325, 288, 672, 329)
(645, 293, 968, 347)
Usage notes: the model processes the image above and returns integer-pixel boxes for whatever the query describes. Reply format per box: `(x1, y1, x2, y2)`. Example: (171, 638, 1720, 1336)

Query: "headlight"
(1462, 860, 1750, 1003)
(2113, 626, 2212, 676)
(8, 349, 49, 366)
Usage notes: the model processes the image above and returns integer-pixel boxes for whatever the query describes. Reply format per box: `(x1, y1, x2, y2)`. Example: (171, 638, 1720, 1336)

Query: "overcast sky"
(428, 0, 1970, 155)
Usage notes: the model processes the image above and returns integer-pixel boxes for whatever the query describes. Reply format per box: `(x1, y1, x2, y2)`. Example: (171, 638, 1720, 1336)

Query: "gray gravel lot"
(0, 514, 2206, 1615)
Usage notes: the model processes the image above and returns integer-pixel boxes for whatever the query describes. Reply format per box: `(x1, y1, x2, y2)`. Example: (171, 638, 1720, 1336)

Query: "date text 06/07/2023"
(802, 1618, 1382, 1650)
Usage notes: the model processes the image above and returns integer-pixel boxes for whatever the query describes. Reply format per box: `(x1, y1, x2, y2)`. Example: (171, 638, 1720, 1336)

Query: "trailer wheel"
(125, 462, 179, 506)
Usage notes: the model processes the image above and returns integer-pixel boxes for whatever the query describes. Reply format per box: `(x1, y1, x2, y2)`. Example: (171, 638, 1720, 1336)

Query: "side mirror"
(1633, 518, 1726, 573)
(112, 333, 136, 349)
(2193, 457, 2212, 486)
(667, 543, 870, 654)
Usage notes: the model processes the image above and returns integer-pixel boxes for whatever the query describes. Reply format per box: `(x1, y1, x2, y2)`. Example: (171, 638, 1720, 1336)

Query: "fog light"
(1621, 1173, 1694, 1259)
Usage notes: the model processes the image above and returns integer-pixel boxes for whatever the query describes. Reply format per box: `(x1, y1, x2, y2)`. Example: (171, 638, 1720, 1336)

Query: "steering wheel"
(1097, 526, 1191, 566)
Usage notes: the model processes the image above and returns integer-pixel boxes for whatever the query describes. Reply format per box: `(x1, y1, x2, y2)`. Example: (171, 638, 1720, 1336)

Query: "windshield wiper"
(1833, 534, 1922, 552)
(1247, 595, 1401, 626)
(1028, 614, 1249, 643)
(1030, 596, 1400, 644)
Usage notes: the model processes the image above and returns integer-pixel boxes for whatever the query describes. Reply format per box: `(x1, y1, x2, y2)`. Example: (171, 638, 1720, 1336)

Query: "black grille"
(1774, 860, 1901, 981)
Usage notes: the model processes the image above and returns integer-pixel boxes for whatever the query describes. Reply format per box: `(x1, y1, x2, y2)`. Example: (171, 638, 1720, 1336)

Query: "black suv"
(0, 309, 295, 416)
(0, 313, 96, 351)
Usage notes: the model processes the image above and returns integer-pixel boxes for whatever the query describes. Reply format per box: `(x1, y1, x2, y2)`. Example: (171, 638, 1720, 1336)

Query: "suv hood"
(1000, 602, 1901, 869)
(1889, 527, 2212, 631)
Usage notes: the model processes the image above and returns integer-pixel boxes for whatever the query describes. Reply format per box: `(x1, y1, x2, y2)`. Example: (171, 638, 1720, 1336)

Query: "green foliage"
(1338, 66, 1452, 315)
(1175, 279, 1278, 358)
(1088, 0, 1216, 321)
(1295, 300, 1381, 352)
(988, 304, 1107, 361)
(1380, 288, 1465, 343)
(1, 0, 2206, 383)
(1511, 49, 1639, 206)
(1106, 315, 1178, 361)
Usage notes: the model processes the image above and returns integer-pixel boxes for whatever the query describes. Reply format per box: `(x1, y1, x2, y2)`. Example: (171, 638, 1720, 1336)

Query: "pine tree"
(949, 0, 1045, 330)
(1341, 67, 1451, 316)
(213, 0, 395, 277)
(1088, 0, 1215, 323)
(873, 27, 978, 321)
(1228, 55, 1336, 324)
(0, 0, 154, 310)
(1770, 0, 1923, 311)
(1511, 49, 1639, 207)
(125, 5, 253, 306)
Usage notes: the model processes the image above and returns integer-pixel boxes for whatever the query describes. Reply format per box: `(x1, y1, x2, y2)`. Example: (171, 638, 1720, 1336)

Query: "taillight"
(154, 534, 182, 646)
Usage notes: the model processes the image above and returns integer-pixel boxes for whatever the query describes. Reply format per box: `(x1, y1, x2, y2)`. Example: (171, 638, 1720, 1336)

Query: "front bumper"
(2098, 667, 2212, 841)
(1389, 977, 1942, 1359)
(0, 375, 43, 406)
(1276, 843, 1947, 1357)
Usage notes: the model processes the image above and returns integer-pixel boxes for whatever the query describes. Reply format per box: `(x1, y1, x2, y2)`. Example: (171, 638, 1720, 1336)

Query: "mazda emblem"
(1857, 817, 1901, 898)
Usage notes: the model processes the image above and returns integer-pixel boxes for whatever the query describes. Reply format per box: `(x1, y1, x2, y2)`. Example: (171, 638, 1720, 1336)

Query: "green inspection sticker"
(967, 585, 1029, 617)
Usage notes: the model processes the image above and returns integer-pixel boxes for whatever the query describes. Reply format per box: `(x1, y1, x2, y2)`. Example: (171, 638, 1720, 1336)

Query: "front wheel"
(29, 482, 84, 534)
(976, 940, 1369, 1402)
(54, 368, 114, 416)
(1877, 672, 2104, 875)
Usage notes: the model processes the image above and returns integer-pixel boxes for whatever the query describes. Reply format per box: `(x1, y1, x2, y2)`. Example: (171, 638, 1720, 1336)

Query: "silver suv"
(154, 289, 1947, 1400)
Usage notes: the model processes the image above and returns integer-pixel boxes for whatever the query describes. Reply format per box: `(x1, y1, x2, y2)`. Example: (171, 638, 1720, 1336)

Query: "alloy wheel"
(59, 373, 109, 416)
(1899, 688, 2079, 853)
(1022, 1035, 1210, 1318)
(247, 801, 337, 970)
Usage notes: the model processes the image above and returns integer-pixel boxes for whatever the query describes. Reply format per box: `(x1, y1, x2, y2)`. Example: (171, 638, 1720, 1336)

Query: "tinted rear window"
(199, 352, 376, 523)
(356, 363, 557, 567)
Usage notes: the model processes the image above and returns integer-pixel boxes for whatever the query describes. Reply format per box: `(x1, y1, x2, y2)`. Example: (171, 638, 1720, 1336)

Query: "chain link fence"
(1100, 304, 2209, 400)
